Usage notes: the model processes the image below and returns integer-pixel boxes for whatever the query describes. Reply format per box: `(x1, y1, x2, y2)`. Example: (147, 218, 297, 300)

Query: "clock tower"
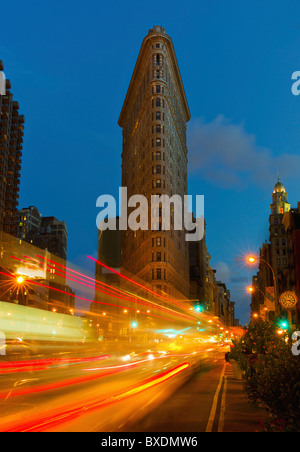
(269, 179, 291, 285)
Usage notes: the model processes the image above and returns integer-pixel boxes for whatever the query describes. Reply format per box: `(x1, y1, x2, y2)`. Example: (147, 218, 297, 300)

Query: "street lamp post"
(247, 256, 279, 314)
(248, 286, 270, 320)
(248, 285, 268, 302)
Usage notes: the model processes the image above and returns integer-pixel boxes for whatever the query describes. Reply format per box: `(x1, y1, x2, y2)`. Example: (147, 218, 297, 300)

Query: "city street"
(0, 342, 266, 432)
(125, 357, 266, 433)
(1, 0, 299, 434)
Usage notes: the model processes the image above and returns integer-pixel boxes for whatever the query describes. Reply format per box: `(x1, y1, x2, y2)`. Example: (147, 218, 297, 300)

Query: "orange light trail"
(33, 255, 195, 321)
(3, 362, 190, 432)
(7, 253, 200, 323)
(36, 256, 198, 321)
(0, 359, 129, 400)
(87, 255, 190, 310)
(0, 355, 111, 375)
(0, 270, 182, 323)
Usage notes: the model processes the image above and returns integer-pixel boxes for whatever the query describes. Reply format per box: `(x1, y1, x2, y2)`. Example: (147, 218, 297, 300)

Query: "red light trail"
(2, 362, 190, 432)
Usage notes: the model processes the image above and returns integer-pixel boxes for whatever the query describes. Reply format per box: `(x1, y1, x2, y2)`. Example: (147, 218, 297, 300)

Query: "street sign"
(265, 286, 275, 303)
(279, 291, 298, 310)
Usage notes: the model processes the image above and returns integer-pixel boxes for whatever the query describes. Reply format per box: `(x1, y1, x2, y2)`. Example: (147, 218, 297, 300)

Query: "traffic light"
(279, 319, 289, 330)
(194, 301, 203, 313)
(131, 321, 138, 329)
(276, 318, 290, 332)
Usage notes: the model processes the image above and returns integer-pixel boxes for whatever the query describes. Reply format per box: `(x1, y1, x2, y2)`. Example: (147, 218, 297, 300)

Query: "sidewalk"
(221, 361, 267, 432)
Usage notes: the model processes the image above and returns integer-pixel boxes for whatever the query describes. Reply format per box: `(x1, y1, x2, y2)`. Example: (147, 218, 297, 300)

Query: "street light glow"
(248, 257, 256, 263)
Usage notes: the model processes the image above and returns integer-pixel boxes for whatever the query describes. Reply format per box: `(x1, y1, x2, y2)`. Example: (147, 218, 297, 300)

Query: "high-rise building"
(0, 231, 75, 314)
(216, 282, 233, 326)
(33, 216, 68, 261)
(16, 207, 67, 261)
(17, 206, 42, 241)
(119, 26, 190, 300)
(189, 221, 218, 314)
(251, 180, 291, 318)
(93, 217, 122, 338)
(282, 203, 300, 327)
(0, 61, 24, 236)
(269, 180, 291, 280)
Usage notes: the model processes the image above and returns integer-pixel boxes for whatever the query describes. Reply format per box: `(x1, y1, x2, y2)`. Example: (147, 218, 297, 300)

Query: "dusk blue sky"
(1, 0, 300, 324)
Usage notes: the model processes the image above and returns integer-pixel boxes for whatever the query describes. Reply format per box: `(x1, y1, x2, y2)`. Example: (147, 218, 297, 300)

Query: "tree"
(230, 319, 300, 432)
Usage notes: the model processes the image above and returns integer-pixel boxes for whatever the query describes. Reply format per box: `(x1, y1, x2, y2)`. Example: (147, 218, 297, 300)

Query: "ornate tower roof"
(273, 179, 286, 194)
(270, 179, 290, 216)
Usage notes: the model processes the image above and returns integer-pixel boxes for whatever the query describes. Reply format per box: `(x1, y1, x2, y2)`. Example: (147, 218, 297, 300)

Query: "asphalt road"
(0, 341, 228, 432)
(122, 356, 226, 432)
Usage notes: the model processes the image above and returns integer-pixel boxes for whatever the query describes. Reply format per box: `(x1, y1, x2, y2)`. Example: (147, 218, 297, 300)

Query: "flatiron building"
(119, 26, 190, 300)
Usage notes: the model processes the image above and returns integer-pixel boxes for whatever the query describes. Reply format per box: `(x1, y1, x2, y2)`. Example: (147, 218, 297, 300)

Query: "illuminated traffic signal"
(194, 302, 203, 313)
(279, 320, 289, 330)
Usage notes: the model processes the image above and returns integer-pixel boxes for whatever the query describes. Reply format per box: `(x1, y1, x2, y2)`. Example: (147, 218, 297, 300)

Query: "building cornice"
(118, 29, 190, 128)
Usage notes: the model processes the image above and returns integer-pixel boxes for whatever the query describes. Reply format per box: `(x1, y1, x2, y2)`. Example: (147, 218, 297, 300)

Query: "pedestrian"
(225, 351, 230, 363)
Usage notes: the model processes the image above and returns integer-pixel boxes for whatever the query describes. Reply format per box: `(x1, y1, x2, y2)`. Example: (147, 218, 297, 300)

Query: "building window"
(157, 269, 162, 280)
(156, 98, 161, 107)
(157, 252, 161, 262)
(156, 111, 161, 120)
(156, 237, 161, 247)
(156, 85, 161, 93)
(156, 138, 161, 147)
